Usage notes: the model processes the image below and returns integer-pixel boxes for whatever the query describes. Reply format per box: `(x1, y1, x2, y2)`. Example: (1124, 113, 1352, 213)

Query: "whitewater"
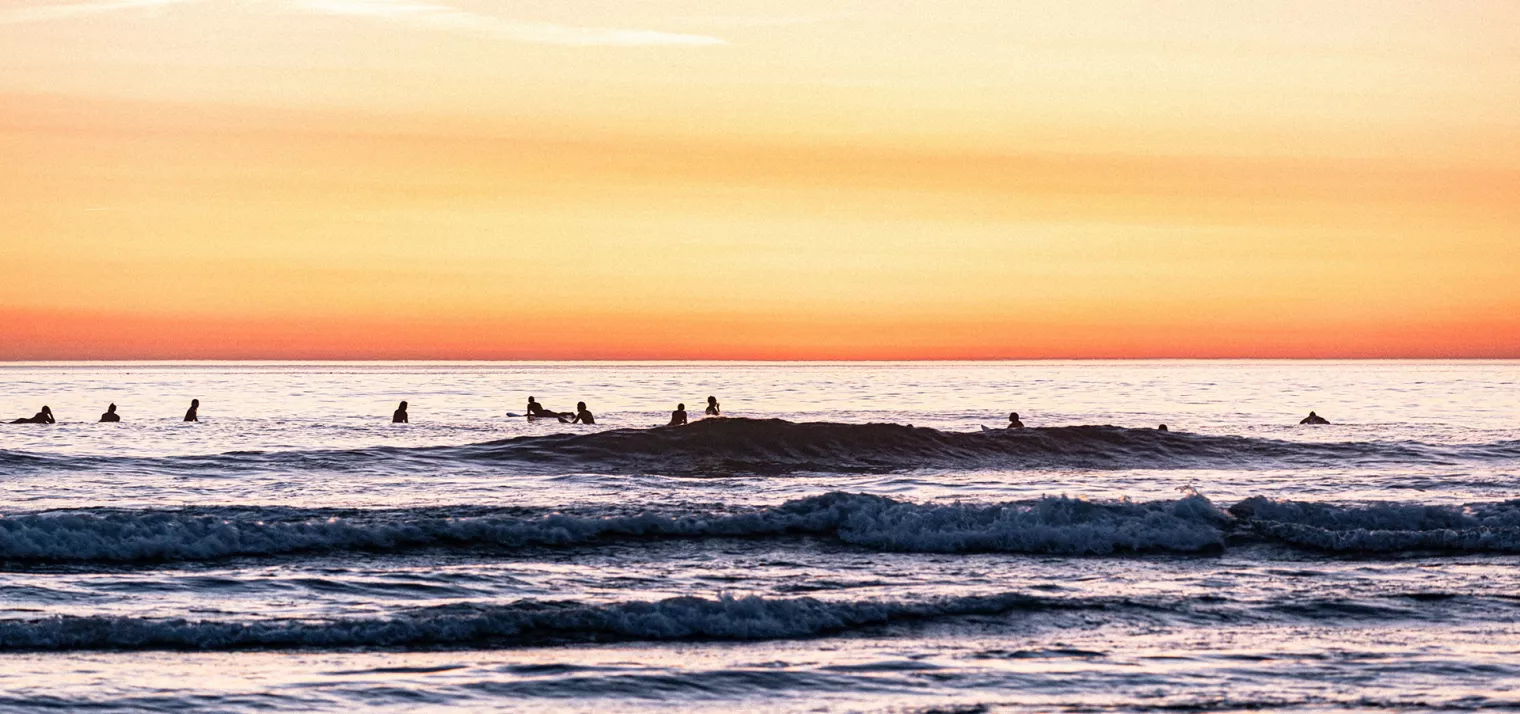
(1, 361, 1518, 712)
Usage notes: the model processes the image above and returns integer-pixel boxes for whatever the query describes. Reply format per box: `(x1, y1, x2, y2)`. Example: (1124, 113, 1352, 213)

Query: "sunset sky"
(2, 0, 1518, 359)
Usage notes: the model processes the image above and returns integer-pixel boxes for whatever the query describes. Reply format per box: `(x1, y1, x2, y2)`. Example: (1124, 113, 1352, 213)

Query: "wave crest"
(1, 588, 1503, 652)
(12, 490, 1520, 564)
(0, 592, 1071, 651)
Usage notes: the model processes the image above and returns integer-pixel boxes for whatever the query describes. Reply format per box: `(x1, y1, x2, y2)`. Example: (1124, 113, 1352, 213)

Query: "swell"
(0, 590, 1509, 652)
(4, 418, 1516, 476)
(13, 491, 1520, 564)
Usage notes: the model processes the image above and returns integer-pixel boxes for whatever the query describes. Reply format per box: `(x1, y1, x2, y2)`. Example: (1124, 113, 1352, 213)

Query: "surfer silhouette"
(100, 403, 120, 422)
(705, 396, 720, 416)
(526, 396, 569, 423)
(572, 401, 595, 424)
(392, 401, 408, 423)
(1299, 411, 1330, 425)
(1007, 412, 1025, 428)
(183, 399, 199, 422)
(669, 403, 688, 426)
(1157, 424, 1168, 432)
(10, 406, 55, 424)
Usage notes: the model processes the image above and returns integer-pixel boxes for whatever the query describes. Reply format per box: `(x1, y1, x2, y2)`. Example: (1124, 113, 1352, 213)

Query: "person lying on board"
(392, 401, 409, 423)
(669, 403, 688, 426)
(100, 403, 121, 422)
(705, 396, 721, 416)
(1299, 411, 1330, 425)
(10, 406, 55, 424)
(572, 402, 595, 424)
(526, 396, 570, 423)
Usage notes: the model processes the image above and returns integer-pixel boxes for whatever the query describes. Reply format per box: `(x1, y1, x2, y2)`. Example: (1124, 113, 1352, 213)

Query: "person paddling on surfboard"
(572, 402, 595, 424)
(1007, 412, 1025, 428)
(704, 396, 720, 417)
(669, 403, 688, 426)
(10, 405, 55, 424)
(1299, 411, 1330, 425)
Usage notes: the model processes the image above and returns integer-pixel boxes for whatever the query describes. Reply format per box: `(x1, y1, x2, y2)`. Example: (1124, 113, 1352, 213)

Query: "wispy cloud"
(0, 0, 726, 46)
(665, 13, 852, 29)
(290, 0, 723, 46)
(0, 0, 198, 24)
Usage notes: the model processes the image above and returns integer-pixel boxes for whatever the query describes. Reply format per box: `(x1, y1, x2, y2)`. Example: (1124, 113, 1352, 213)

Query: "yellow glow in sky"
(2, 0, 1518, 358)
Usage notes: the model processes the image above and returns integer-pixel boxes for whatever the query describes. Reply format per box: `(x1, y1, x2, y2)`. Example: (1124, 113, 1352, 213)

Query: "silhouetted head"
(107, 403, 117, 413)
(707, 396, 717, 405)
(399, 401, 408, 409)
(1158, 424, 1168, 432)
(1308, 411, 1317, 417)
(1010, 412, 1019, 420)
(191, 399, 199, 407)
(577, 402, 586, 411)
(677, 403, 686, 410)
(41, 406, 52, 414)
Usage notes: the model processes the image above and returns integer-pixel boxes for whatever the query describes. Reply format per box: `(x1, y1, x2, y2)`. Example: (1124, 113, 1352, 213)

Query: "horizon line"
(3, 357, 1518, 365)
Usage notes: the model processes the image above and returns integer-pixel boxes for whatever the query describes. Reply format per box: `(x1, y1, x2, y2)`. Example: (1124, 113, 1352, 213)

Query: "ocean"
(1, 360, 1518, 712)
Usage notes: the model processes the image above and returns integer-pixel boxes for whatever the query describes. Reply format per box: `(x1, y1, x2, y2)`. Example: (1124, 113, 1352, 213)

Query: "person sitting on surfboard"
(669, 403, 688, 426)
(705, 396, 720, 416)
(183, 399, 200, 422)
(1007, 412, 1025, 428)
(1299, 411, 1330, 425)
(392, 401, 409, 423)
(100, 403, 121, 422)
(572, 402, 595, 424)
(11, 405, 55, 424)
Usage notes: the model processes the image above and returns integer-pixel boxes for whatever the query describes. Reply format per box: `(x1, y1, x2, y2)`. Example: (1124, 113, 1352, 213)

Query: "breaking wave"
(13, 490, 1520, 564)
(0, 592, 1060, 651)
(0, 492, 1230, 563)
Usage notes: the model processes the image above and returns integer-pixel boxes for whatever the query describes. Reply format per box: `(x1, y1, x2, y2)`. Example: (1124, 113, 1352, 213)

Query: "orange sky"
(2, 0, 1518, 359)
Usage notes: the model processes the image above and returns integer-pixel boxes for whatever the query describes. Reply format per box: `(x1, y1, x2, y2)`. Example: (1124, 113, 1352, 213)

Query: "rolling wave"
(4, 418, 1516, 476)
(10, 491, 1520, 564)
(0, 589, 1506, 652)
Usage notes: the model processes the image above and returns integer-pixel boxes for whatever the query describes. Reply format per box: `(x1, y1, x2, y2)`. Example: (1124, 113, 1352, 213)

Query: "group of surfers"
(10, 400, 200, 424)
(11, 398, 1332, 428)
(506, 395, 722, 427)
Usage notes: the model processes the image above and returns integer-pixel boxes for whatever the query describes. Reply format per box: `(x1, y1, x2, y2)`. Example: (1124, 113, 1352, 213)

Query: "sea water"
(0, 361, 1517, 712)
